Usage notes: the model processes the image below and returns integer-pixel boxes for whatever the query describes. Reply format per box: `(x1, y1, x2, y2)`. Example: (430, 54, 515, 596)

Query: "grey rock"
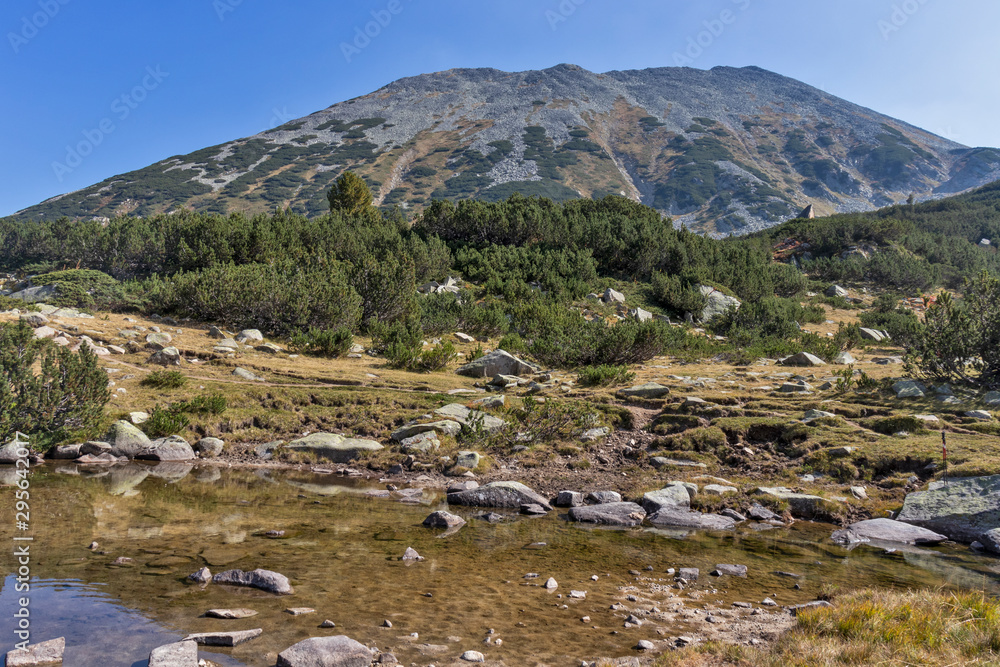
(678, 567, 699, 581)
(699, 285, 741, 321)
(721, 508, 746, 522)
(103, 420, 153, 458)
(183, 629, 262, 646)
(788, 601, 833, 615)
(21, 313, 49, 327)
(748, 503, 779, 521)
(825, 285, 848, 298)
(423, 511, 466, 529)
(48, 443, 83, 460)
(148, 640, 199, 667)
(833, 351, 856, 365)
(568, 502, 646, 526)
(5, 637, 65, 667)
(893, 380, 926, 399)
(212, 568, 294, 594)
(145, 332, 173, 349)
(635, 639, 655, 650)
(979, 528, 1000, 554)
(630, 307, 653, 322)
(285, 433, 384, 463)
(967, 410, 993, 421)
(897, 475, 1000, 542)
(803, 409, 836, 420)
(580, 426, 611, 442)
(618, 382, 670, 398)
(401, 547, 424, 561)
(448, 481, 553, 510)
(391, 420, 462, 441)
(702, 484, 737, 496)
(188, 567, 212, 584)
(399, 431, 440, 453)
(150, 346, 183, 366)
(433, 404, 506, 431)
(781, 352, 826, 367)
(712, 564, 748, 577)
(205, 608, 258, 619)
(255, 440, 284, 460)
(648, 508, 737, 530)
(257, 342, 283, 354)
(276, 636, 374, 667)
(837, 518, 948, 545)
(233, 367, 264, 381)
(602, 287, 625, 304)
(455, 451, 482, 469)
(8, 284, 58, 303)
(521, 503, 548, 515)
(136, 435, 196, 462)
(236, 329, 264, 343)
(650, 457, 707, 470)
(460, 650, 485, 662)
(586, 490, 622, 504)
(859, 327, 888, 342)
(555, 490, 585, 507)
(455, 349, 540, 378)
(850, 486, 868, 500)
(778, 381, 813, 393)
(195, 437, 225, 458)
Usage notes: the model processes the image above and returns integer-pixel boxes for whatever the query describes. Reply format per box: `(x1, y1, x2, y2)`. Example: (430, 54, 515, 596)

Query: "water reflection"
(0, 463, 998, 667)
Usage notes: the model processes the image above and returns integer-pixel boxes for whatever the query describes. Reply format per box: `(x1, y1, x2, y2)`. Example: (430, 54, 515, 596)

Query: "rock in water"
(205, 608, 257, 619)
(276, 636, 374, 667)
(148, 640, 199, 667)
(183, 629, 262, 646)
(837, 518, 948, 545)
(423, 511, 466, 529)
(753, 487, 841, 518)
(5, 638, 65, 667)
(401, 547, 425, 561)
(188, 567, 212, 584)
(568, 502, 646, 527)
(897, 475, 1000, 542)
(103, 420, 152, 458)
(448, 481, 553, 510)
(455, 349, 540, 378)
(212, 568, 294, 594)
(647, 508, 736, 530)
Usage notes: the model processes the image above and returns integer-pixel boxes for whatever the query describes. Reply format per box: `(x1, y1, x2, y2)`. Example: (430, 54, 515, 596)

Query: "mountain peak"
(17, 64, 999, 234)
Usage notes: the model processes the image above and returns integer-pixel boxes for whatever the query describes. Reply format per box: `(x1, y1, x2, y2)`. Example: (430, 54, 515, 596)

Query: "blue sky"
(3, 0, 999, 216)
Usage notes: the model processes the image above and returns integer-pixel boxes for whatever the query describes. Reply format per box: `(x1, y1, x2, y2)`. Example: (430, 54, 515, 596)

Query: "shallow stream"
(2, 463, 999, 666)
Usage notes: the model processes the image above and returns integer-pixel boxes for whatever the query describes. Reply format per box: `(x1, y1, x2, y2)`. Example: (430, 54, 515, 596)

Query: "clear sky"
(3, 0, 999, 216)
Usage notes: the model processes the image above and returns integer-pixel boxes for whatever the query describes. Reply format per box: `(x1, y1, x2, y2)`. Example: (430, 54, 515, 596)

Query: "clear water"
(1, 463, 999, 666)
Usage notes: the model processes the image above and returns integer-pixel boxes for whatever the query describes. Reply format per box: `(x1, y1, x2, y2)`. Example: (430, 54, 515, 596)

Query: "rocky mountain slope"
(18, 64, 1000, 235)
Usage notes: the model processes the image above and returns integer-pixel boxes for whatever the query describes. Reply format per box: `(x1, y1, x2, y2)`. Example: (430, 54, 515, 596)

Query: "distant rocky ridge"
(18, 64, 1000, 235)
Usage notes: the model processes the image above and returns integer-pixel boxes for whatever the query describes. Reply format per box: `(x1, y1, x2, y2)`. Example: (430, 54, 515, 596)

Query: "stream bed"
(2, 462, 1000, 666)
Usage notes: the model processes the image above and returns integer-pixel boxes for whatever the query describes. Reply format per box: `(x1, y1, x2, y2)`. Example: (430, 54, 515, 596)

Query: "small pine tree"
(327, 171, 374, 215)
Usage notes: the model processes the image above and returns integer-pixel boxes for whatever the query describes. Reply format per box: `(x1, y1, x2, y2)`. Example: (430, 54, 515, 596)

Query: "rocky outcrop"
(897, 475, 1000, 542)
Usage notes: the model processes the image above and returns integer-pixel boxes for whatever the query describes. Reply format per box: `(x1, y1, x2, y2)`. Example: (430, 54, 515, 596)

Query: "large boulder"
(825, 285, 848, 298)
(699, 285, 741, 322)
(212, 568, 293, 594)
(148, 640, 199, 667)
(8, 284, 58, 303)
(834, 518, 948, 546)
(5, 637, 65, 666)
(448, 481, 552, 510)
(893, 380, 926, 399)
(277, 636, 374, 667)
(285, 433, 383, 463)
(104, 420, 153, 458)
(602, 287, 626, 304)
(753, 487, 841, 518)
(455, 349, 540, 378)
(647, 508, 736, 530)
(145, 332, 173, 350)
(150, 346, 183, 366)
(568, 502, 646, 527)
(194, 437, 225, 458)
(136, 435, 196, 461)
(781, 352, 826, 367)
(640, 484, 692, 513)
(859, 328, 889, 342)
(0, 441, 27, 464)
(897, 475, 1000, 542)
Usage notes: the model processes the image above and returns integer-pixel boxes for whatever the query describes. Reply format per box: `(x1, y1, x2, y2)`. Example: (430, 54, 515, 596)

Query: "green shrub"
(0, 321, 110, 447)
(578, 364, 636, 387)
(141, 370, 187, 389)
(142, 405, 191, 438)
(290, 327, 353, 358)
